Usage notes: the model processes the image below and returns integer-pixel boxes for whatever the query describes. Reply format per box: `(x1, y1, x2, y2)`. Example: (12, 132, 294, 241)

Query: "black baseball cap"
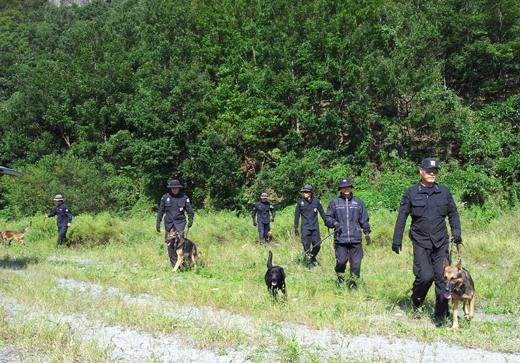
(421, 158, 440, 169)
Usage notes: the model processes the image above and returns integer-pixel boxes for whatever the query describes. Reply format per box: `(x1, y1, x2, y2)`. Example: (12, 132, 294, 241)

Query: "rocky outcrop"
(48, 0, 92, 6)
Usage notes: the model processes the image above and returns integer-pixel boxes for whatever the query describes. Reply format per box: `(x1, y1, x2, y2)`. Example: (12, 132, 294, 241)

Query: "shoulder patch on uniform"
(186, 198, 190, 203)
(166, 197, 170, 203)
(270, 205, 274, 209)
(400, 197, 407, 205)
(65, 209, 69, 212)
(301, 201, 304, 206)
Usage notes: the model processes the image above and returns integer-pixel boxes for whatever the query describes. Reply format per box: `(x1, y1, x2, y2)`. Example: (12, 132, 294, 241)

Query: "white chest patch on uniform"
(301, 201, 304, 205)
(179, 207, 183, 211)
(314, 208, 317, 213)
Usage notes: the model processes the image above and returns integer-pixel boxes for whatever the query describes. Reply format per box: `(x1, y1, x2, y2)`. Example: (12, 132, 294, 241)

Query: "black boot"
(336, 273, 346, 288)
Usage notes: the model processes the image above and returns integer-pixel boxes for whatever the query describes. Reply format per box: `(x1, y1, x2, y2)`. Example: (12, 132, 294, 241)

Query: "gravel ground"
(1, 259, 520, 362)
(0, 345, 22, 363)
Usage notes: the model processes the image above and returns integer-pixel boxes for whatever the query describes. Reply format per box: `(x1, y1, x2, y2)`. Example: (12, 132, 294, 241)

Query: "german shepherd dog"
(1, 221, 32, 247)
(443, 258, 475, 329)
(265, 251, 286, 301)
(266, 231, 273, 242)
(166, 228, 201, 272)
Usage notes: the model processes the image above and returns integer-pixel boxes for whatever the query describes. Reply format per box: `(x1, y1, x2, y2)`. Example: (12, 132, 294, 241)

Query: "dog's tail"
(24, 221, 32, 232)
(267, 250, 273, 269)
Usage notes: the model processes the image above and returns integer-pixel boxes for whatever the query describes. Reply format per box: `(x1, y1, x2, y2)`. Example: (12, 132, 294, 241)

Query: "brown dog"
(166, 228, 201, 272)
(1, 221, 32, 247)
(443, 258, 475, 329)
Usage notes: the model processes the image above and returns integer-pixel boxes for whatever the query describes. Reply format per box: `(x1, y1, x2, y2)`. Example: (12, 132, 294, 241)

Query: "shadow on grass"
(390, 293, 435, 315)
(0, 254, 41, 270)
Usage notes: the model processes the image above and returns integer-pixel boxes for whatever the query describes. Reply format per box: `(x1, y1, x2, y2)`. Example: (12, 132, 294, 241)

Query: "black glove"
(156, 225, 161, 233)
(294, 229, 299, 236)
(452, 235, 462, 244)
(392, 243, 402, 254)
(365, 234, 371, 246)
(188, 221, 193, 228)
(333, 222, 341, 230)
(253, 222, 257, 227)
(271, 218, 274, 222)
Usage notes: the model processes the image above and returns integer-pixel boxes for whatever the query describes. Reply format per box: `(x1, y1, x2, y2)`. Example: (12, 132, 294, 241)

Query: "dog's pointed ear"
(170, 228, 174, 232)
(443, 258, 450, 268)
(456, 259, 462, 271)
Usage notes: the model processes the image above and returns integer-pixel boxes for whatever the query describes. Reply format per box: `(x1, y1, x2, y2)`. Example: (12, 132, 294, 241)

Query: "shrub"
(66, 212, 124, 246)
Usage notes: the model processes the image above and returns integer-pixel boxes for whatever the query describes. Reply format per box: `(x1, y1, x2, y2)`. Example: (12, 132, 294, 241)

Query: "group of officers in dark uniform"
(156, 158, 461, 324)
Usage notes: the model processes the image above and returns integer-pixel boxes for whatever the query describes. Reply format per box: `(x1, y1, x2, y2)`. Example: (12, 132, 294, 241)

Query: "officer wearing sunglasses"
(392, 158, 461, 324)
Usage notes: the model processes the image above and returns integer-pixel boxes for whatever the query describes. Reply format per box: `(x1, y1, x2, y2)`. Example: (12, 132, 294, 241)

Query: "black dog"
(265, 250, 286, 301)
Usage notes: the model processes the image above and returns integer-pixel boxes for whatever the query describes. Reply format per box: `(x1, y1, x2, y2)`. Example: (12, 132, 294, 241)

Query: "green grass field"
(0, 207, 519, 361)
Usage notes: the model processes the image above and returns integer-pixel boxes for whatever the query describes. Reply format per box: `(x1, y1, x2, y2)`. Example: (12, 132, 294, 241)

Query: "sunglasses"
(424, 168, 439, 174)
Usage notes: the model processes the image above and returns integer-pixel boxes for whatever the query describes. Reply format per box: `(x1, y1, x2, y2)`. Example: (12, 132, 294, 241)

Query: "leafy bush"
(66, 212, 124, 246)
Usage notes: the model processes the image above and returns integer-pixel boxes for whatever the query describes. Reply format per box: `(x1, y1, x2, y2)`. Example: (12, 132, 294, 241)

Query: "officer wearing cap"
(294, 185, 326, 269)
(392, 158, 461, 323)
(157, 180, 194, 268)
(44, 194, 72, 246)
(324, 178, 371, 289)
(252, 193, 275, 244)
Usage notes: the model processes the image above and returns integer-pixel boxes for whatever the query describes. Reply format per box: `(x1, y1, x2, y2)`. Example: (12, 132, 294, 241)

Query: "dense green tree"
(0, 0, 519, 216)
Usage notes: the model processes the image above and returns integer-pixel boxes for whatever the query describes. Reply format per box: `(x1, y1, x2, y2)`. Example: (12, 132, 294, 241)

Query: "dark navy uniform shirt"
(393, 182, 461, 248)
(47, 203, 72, 227)
(324, 194, 370, 244)
(252, 201, 275, 224)
(294, 197, 326, 231)
(157, 192, 194, 230)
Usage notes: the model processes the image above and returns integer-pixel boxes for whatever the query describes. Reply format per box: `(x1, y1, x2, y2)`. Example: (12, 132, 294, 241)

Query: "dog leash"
(282, 227, 341, 269)
(449, 235, 465, 263)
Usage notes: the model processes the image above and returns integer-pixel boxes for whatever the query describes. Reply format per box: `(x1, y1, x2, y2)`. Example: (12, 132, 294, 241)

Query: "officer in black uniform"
(252, 193, 275, 244)
(156, 179, 194, 268)
(294, 185, 326, 269)
(325, 178, 371, 290)
(44, 194, 72, 246)
(392, 158, 461, 323)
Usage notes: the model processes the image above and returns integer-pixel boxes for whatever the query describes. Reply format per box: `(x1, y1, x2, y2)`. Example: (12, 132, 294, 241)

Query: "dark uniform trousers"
(57, 226, 68, 246)
(412, 242, 450, 314)
(334, 243, 363, 279)
(258, 223, 270, 243)
(301, 229, 321, 260)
